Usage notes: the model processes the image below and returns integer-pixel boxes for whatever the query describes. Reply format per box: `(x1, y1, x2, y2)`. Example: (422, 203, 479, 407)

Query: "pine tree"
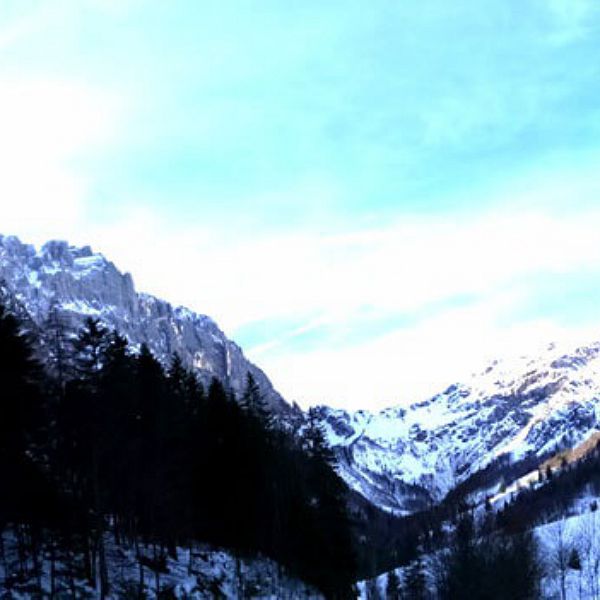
(97, 332, 139, 543)
(69, 318, 113, 597)
(0, 303, 59, 595)
(44, 302, 71, 390)
(437, 513, 479, 600)
(0, 303, 43, 455)
(304, 407, 336, 467)
(241, 371, 273, 429)
(302, 407, 356, 597)
(167, 353, 188, 401)
(568, 547, 581, 570)
(438, 511, 540, 600)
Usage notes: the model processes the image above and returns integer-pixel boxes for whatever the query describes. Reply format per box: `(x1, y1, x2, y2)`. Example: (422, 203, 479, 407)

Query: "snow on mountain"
(4, 233, 600, 520)
(317, 341, 600, 514)
(0, 234, 294, 416)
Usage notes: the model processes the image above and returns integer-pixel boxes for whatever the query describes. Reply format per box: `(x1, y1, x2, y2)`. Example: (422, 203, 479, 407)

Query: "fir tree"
(0, 303, 43, 455)
(241, 371, 273, 429)
(72, 318, 109, 382)
(44, 301, 71, 391)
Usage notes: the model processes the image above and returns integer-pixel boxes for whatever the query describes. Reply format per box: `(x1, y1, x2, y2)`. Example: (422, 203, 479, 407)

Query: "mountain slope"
(5, 233, 600, 520)
(0, 234, 293, 416)
(0, 527, 321, 599)
(318, 341, 600, 513)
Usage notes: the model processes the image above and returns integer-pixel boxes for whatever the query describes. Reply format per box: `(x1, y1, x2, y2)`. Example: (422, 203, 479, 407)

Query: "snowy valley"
(2, 234, 600, 598)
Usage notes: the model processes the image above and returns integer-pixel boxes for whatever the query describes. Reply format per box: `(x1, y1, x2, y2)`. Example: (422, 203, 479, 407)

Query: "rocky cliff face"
(0, 234, 293, 416)
(317, 341, 600, 514)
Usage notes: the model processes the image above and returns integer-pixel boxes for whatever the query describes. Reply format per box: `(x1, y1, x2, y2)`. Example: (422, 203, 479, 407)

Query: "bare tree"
(546, 518, 571, 600)
(577, 511, 600, 600)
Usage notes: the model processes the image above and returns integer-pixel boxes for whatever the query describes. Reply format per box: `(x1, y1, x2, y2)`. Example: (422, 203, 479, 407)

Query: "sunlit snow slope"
(317, 342, 600, 513)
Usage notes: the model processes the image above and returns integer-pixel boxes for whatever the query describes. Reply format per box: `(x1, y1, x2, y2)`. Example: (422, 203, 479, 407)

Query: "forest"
(0, 303, 356, 598)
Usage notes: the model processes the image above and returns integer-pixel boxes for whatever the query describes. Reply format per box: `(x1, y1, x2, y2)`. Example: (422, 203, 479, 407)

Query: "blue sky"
(2, 0, 600, 408)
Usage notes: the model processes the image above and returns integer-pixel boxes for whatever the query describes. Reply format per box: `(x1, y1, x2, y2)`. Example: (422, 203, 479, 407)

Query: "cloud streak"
(48, 162, 600, 408)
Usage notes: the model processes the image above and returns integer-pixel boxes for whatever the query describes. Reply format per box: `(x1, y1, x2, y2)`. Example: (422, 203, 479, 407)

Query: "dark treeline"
(434, 512, 540, 600)
(358, 455, 547, 580)
(373, 442, 600, 598)
(0, 304, 356, 598)
(373, 511, 540, 600)
(377, 444, 590, 567)
(442, 452, 554, 511)
(496, 440, 600, 534)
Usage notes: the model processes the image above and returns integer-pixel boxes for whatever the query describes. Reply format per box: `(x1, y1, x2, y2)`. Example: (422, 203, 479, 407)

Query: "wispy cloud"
(43, 158, 600, 408)
(258, 294, 591, 410)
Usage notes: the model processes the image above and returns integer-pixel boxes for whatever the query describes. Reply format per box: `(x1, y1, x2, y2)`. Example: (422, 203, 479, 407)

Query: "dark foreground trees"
(0, 307, 357, 598)
(436, 513, 540, 600)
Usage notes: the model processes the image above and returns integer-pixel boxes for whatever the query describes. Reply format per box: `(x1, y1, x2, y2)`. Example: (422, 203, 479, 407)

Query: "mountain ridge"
(317, 338, 600, 513)
(3, 232, 600, 519)
(0, 233, 295, 418)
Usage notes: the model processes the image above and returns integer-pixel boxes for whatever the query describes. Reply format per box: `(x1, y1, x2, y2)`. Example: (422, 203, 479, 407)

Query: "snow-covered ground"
(358, 492, 600, 599)
(536, 503, 600, 600)
(0, 527, 321, 599)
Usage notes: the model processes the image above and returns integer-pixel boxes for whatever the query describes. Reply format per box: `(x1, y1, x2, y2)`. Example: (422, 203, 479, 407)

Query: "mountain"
(4, 233, 600, 522)
(0, 234, 294, 417)
(0, 235, 360, 597)
(317, 341, 600, 514)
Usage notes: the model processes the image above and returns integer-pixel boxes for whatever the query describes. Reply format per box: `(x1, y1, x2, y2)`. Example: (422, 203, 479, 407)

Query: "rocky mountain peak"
(0, 234, 292, 417)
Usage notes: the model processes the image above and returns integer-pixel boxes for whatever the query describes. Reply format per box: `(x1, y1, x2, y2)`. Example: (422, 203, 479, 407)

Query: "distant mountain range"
(2, 233, 599, 517)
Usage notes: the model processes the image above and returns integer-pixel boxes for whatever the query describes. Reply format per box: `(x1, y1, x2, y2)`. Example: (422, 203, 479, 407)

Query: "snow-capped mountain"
(0, 234, 293, 416)
(317, 342, 600, 514)
(4, 233, 600, 520)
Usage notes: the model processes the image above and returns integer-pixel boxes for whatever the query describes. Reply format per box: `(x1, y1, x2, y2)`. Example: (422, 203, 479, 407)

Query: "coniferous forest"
(0, 303, 357, 598)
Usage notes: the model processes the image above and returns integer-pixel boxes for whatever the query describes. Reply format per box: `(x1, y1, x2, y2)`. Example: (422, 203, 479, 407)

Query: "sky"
(2, 0, 600, 409)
